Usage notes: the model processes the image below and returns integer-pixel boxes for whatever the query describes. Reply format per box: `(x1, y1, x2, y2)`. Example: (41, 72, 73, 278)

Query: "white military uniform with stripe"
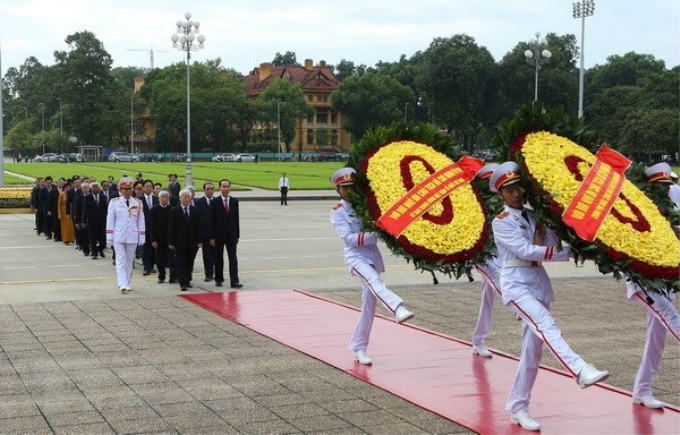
(330, 199, 404, 352)
(493, 205, 588, 414)
(106, 196, 145, 289)
(472, 256, 502, 347)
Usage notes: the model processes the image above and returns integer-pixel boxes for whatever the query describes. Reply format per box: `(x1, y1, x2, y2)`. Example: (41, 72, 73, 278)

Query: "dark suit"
(210, 195, 240, 286)
(74, 194, 89, 255)
(168, 180, 181, 199)
(31, 185, 43, 234)
(141, 194, 159, 273)
(150, 204, 175, 282)
(168, 204, 201, 288)
(82, 192, 107, 257)
(194, 196, 215, 280)
(39, 186, 53, 238)
(69, 188, 83, 248)
(49, 187, 61, 240)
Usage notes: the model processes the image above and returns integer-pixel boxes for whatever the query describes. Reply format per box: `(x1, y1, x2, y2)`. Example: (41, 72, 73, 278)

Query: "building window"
(330, 112, 338, 126)
(307, 94, 314, 102)
(316, 108, 329, 126)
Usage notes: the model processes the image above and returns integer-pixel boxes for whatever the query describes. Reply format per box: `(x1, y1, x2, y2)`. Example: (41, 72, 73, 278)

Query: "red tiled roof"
(243, 64, 340, 96)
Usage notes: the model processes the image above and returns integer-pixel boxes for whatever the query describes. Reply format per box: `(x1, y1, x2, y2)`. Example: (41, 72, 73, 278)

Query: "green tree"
(271, 51, 300, 67)
(332, 59, 367, 80)
(331, 72, 415, 140)
(258, 79, 313, 153)
(416, 34, 499, 152)
(618, 109, 680, 159)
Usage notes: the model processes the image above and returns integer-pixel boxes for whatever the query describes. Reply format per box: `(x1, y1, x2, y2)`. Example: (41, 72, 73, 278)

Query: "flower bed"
(0, 188, 31, 208)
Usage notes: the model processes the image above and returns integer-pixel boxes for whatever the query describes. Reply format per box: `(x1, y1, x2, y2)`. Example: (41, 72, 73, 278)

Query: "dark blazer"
(168, 180, 181, 198)
(74, 194, 86, 225)
(210, 196, 240, 244)
(49, 187, 60, 215)
(38, 186, 53, 211)
(82, 193, 107, 227)
(194, 196, 213, 240)
(141, 195, 159, 234)
(150, 204, 172, 246)
(168, 204, 201, 250)
(31, 185, 40, 209)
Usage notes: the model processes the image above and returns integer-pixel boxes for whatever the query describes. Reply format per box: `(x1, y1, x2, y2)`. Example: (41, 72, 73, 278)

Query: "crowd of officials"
(30, 173, 242, 292)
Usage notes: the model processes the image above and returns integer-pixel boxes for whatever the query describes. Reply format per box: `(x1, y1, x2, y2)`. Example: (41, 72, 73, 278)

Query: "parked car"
(34, 153, 60, 163)
(235, 153, 256, 162)
(136, 153, 164, 162)
(170, 153, 187, 162)
(212, 153, 236, 162)
(108, 152, 138, 163)
(57, 153, 84, 163)
(315, 152, 343, 162)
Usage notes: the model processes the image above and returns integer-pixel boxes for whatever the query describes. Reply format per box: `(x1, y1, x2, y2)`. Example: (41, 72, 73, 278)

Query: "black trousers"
(201, 240, 215, 279)
(142, 236, 155, 271)
(280, 187, 288, 205)
(155, 244, 176, 281)
(43, 211, 52, 238)
(88, 224, 106, 256)
(214, 241, 239, 285)
(35, 210, 43, 234)
(175, 247, 198, 287)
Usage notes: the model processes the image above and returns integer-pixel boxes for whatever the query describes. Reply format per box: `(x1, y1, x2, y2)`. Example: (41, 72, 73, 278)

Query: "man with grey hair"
(168, 188, 202, 291)
(82, 181, 108, 259)
(150, 190, 175, 284)
(186, 186, 196, 205)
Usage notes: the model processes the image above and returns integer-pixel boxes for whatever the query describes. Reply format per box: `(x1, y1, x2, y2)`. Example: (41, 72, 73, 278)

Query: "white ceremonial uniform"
(106, 197, 145, 289)
(626, 281, 679, 398)
(330, 199, 405, 352)
(669, 184, 680, 209)
(472, 255, 502, 347)
(492, 205, 587, 414)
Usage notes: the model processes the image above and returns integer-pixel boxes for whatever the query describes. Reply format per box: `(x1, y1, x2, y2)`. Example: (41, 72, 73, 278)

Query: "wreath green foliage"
(494, 104, 679, 293)
(348, 122, 496, 281)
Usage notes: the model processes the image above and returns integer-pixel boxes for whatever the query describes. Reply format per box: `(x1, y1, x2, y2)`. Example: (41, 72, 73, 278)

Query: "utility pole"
(126, 46, 168, 69)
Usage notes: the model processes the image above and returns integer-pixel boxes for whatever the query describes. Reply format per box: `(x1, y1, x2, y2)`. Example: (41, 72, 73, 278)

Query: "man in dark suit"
(49, 178, 63, 242)
(74, 182, 91, 256)
(82, 182, 108, 259)
(150, 190, 175, 284)
(69, 177, 83, 250)
(140, 179, 159, 275)
(168, 189, 202, 291)
(40, 176, 54, 239)
(31, 178, 44, 235)
(209, 179, 242, 288)
(168, 173, 181, 198)
(194, 182, 215, 282)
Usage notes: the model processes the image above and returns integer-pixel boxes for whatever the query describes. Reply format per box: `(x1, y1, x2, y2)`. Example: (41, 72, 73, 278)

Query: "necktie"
(224, 198, 229, 214)
(126, 199, 129, 208)
(95, 195, 99, 206)
(184, 206, 189, 217)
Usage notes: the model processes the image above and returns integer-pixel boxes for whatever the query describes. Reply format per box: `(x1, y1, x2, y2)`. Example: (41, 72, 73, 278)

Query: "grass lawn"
(4, 161, 348, 190)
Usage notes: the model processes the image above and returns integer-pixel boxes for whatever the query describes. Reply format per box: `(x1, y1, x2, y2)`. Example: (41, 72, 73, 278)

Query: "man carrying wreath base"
(490, 161, 609, 431)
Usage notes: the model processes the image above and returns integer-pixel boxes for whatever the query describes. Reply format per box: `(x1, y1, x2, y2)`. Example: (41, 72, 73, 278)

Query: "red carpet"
(181, 290, 679, 434)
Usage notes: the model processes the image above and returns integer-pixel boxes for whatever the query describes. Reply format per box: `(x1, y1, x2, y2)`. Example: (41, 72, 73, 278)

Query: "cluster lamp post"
(524, 32, 552, 103)
(573, 0, 595, 118)
(277, 99, 282, 160)
(171, 12, 205, 188)
(58, 98, 63, 153)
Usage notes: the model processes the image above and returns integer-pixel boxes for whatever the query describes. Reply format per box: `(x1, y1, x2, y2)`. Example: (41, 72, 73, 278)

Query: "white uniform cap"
(489, 161, 521, 193)
(477, 163, 500, 180)
(670, 171, 678, 181)
(645, 162, 673, 184)
(118, 177, 134, 189)
(331, 167, 356, 187)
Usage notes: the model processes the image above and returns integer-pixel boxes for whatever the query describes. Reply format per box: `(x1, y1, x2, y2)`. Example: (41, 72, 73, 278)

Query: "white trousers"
(629, 291, 679, 397)
(506, 294, 587, 413)
(473, 266, 502, 346)
(114, 242, 137, 288)
(348, 261, 404, 352)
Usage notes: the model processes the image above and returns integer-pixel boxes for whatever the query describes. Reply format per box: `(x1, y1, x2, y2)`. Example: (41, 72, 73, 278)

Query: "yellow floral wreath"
(519, 131, 680, 281)
(363, 140, 489, 264)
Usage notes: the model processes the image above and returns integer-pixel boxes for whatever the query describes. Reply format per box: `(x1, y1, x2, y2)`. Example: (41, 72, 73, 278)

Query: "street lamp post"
(39, 103, 45, 155)
(130, 95, 134, 154)
(573, 0, 595, 119)
(403, 102, 410, 123)
(524, 32, 552, 103)
(171, 12, 205, 188)
(58, 98, 63, 154)
(277, 99, 282, 160)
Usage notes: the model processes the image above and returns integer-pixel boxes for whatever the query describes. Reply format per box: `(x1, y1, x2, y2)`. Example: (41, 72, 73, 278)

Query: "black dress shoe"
(83, 251, 90, 257)
(180, 287, 188, 291)
(204, 277, 213, 282)
(142, 271, 151, 276)
(91, 255, 98, 260)
(99, 251, 105, 258)
(187, 284, 193, 288)
(158, 279, 165, 284)
(46, 236, 52, 240)
(168, 279, 176, 284)
(230, 283, 243, 289)
(215, 281, 223, 287)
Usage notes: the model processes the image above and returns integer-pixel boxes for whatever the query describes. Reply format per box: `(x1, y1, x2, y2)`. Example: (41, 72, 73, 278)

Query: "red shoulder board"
(496, 211, 509, 220)
(332, 203, 342, 210)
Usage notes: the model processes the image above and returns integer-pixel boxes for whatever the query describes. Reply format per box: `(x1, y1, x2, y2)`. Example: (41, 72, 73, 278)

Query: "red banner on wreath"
(377, 156, 484, 237)
(562, 145, 631, 241)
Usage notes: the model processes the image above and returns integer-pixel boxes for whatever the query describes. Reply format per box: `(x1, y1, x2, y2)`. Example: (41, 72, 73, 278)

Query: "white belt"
(503, 259, 541, 268)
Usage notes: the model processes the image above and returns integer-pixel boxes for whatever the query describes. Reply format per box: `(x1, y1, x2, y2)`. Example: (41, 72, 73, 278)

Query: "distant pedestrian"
(278, 172, 289, 206)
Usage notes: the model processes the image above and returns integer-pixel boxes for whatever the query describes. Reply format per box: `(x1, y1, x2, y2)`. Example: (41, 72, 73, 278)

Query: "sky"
(1, 0, 679, 78)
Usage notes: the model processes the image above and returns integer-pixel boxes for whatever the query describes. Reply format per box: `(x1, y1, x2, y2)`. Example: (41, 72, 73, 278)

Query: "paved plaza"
(0, 193, 677, 434)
